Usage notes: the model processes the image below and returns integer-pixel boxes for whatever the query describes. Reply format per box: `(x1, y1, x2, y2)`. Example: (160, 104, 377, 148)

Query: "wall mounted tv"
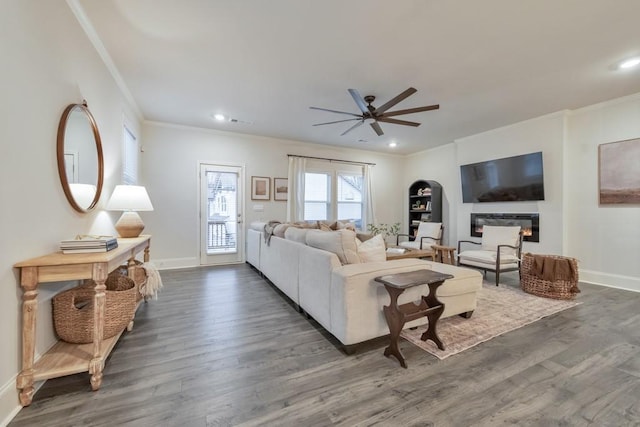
(460, 152, 545, 203)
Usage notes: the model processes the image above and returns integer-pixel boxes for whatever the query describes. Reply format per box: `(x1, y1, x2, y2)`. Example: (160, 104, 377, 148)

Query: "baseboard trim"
(0, 375, 44, 427)
(580, 269, 640, 293)
(152, 257, 199, 270)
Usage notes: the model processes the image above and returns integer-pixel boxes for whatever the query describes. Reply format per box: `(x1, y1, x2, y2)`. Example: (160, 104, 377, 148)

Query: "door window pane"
(206, 171, 237, 253)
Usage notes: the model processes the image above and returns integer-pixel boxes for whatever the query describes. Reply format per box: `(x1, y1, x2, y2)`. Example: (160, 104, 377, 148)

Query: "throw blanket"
(532, 255, 577, 282)
(142, 262, 163, 299)
(263, 220, 282, 245)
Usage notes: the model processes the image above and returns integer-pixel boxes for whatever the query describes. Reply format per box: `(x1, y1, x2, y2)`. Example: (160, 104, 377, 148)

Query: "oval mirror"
(56, 102, 104, 213)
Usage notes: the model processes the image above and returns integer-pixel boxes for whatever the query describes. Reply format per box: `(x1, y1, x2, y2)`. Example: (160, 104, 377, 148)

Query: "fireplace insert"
(470, 213, 539, 242)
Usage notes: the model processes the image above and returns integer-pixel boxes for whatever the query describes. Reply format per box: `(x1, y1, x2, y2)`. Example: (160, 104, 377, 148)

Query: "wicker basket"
(109, 260, 147, 301)
(521, 253, 580, 300)
(53, 277, 137, 344)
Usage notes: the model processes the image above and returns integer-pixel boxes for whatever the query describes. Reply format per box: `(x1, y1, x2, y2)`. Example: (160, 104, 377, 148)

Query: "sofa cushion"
(249, 221, 268, 231)
(284, 227, 311, 243)
(458, 249, 519, 265)
(356, 234, 386, 263)
(305, 229, 361, 265)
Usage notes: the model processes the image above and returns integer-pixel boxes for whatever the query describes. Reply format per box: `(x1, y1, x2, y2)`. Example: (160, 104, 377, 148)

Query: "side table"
(374, 269, 453, 368)
(431, 245, 456, 265)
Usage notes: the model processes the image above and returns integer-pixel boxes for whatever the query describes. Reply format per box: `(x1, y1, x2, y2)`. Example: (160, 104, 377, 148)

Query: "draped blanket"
(532, 255, 577, 282)
(142, 262, 163, 299)
(263, 220, 282, 245)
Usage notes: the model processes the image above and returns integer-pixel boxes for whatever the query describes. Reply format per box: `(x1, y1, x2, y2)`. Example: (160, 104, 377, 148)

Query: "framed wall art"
(599, 137, 640, 204)
(251, 176, 270, 201)
(273, 177, 288, 201)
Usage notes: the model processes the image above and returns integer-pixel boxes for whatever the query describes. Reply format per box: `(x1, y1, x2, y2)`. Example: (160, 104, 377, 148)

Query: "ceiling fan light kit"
(310, 87, 439, 136)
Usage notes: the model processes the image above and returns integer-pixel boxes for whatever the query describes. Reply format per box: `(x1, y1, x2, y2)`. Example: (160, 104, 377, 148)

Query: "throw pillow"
(356, 234, 386, 263)
(319, 222, 333, 231)
(305, 229, 361, 264)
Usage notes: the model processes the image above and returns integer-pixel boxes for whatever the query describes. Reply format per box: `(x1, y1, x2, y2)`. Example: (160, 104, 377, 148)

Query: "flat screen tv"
(460, 152, 545, 203)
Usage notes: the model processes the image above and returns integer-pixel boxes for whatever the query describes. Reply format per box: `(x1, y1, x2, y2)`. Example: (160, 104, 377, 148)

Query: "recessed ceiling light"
(388, 142, 397, 148)
(213, 113, 226, 121)
(619, 57, 640, 69)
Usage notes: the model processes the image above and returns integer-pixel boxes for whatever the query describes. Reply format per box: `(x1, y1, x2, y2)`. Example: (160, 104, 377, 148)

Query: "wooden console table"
(13, 235, 151, 406)
(375, 269, 452, 368)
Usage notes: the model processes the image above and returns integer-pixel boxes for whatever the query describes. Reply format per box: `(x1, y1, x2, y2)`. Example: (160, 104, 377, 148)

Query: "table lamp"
(106, 185, 154, 237)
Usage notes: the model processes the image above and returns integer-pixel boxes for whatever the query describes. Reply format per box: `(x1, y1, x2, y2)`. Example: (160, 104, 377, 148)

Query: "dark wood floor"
(10, 264, 640, 426)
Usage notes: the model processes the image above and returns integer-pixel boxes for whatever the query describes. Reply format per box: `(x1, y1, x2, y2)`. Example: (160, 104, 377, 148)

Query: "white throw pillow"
(305, 229, 361, 264)
(481, 225, 520, 256)
(356, 234, 386, 263)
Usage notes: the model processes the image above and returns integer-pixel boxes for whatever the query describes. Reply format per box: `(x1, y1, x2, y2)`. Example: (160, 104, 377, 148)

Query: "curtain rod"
(287, 154, 376, 166)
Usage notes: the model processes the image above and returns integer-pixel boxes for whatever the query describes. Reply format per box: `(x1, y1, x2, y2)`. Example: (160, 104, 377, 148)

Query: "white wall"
(405, 112, 566, 255)
(141, 122, 405, 268)
(453, 112, 566, 255)
(0, 2, 139, 424)
(566, 94, 640, 292)
(405, 144, 459, 245)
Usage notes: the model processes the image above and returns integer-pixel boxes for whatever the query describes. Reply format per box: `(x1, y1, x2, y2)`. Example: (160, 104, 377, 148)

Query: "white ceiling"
(76, 0, 640, 155)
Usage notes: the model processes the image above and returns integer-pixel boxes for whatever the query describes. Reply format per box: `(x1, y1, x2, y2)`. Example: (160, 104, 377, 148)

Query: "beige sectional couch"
(247, 222, 483, 350)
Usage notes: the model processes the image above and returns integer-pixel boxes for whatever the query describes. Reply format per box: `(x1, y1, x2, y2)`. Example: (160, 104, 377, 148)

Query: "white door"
(200, 163, 244, 265)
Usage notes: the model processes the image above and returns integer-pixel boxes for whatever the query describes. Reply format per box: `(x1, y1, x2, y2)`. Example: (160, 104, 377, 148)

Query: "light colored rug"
(399, 283, 581, 360)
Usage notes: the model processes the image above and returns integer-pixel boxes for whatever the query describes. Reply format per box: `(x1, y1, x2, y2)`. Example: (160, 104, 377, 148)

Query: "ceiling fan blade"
(379, 104, 440, 118)
(377, 117, 421, 127)
(309, 106, 361, 117)
(370, 121, 384, 136)
(375, 87, 417, 114)
(340, 120, 364, 136)
(313, 118, 361, 126)
(348, 89, 369, 114)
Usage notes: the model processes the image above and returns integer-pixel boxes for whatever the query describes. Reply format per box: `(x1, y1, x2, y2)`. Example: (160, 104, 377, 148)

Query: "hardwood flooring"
(10, 264, 640, 426)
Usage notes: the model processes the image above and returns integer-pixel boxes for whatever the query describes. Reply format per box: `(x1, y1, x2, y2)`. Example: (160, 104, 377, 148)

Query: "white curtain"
(286, 156, 307, 222)
(362, 164, 376, 231)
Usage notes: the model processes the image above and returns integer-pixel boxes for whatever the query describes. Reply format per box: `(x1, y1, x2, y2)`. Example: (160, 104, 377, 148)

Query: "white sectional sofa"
(247, 222, 483, 351)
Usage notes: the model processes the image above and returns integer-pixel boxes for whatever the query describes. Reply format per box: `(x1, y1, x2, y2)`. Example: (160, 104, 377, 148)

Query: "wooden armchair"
(457, 226, 524, 285)
(396, 222, 443, 250)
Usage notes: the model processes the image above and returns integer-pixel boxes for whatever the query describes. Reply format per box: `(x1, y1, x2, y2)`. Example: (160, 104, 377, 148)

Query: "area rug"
(399, 283, 581, 360)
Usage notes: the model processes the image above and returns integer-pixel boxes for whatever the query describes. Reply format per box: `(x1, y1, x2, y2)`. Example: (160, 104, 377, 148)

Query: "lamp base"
(115, 211, 145, 238)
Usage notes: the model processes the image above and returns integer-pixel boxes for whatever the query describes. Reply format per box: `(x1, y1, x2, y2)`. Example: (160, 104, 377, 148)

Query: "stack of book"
(60, 236, 118, 254)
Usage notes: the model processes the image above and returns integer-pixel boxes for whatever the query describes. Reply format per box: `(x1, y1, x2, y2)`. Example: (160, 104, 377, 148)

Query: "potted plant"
(367, 222, 401, 246)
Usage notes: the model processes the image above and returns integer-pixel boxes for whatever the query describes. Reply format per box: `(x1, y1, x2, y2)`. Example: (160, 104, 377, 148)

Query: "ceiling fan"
(310, 87, 439, 136)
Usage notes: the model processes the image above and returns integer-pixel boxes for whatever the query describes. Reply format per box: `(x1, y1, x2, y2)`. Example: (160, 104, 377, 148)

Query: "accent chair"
(396, 222, 443, 250)
(457, 225, 523, 285)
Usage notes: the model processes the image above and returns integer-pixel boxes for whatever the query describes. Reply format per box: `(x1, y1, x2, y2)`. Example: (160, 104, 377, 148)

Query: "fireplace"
(470, 213, 540, 242)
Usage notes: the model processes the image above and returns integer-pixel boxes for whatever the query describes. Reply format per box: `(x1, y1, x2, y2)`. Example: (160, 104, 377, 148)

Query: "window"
(303, 162, 364, 228)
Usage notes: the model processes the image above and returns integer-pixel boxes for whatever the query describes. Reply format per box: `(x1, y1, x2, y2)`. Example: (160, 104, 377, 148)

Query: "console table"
(375, 269, 452, 368)
(13, 235, 151, 406)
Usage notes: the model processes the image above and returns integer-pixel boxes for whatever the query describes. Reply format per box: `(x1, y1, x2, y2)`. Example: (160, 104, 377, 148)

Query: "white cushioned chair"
(457, 225, 523, 285)
(396, 222, 443, 251)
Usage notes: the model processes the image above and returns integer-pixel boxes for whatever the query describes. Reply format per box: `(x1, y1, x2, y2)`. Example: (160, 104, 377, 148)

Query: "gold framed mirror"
(56, 101, 104, 213)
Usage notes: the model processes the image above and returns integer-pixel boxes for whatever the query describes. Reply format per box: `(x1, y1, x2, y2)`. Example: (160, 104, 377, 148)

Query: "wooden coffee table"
(374, 269, 453, 368)
(386, 247, 434, 260)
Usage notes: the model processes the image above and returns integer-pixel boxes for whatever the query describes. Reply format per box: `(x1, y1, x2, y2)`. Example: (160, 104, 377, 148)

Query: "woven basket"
(53, 278, 137, 344)
(109, 260, 147, 301)
(521, 253, 580, 300)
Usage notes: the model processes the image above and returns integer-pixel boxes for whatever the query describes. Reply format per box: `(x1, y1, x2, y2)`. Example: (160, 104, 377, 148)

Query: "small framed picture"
(273, 177, 288, 201)
(251, 176, 270, 200)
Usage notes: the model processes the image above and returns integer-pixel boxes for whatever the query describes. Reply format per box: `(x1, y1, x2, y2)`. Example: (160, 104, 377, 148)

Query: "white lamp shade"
(106, 185, 154, 211)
